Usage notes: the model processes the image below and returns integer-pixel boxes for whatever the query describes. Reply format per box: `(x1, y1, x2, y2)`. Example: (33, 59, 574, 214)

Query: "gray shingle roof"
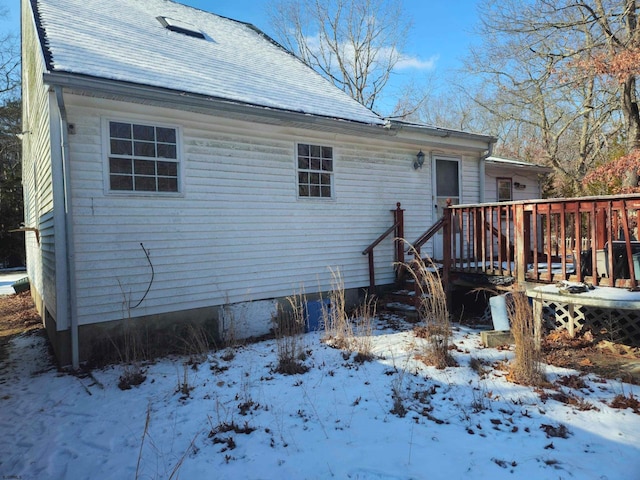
(34, 0, 384, 125)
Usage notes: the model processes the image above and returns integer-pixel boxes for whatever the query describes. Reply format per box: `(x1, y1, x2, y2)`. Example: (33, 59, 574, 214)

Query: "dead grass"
(506, 291, 545, 386)
(272, 294, 308, 375)
(0, 291, 43, 362)
(0, 292, 41, 337)
(402, 253, 456, 369)
(322, 267, 352, 350)
(610, 392, 640, 414)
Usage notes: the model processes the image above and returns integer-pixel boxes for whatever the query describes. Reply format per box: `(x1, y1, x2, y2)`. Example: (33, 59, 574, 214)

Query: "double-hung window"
(297, 143, 333, 198)
(108, 121, 179, 193)
(497, 178, 513, 202)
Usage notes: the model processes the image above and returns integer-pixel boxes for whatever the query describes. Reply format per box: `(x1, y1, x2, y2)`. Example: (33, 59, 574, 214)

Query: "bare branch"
(268, 0, 410, 110)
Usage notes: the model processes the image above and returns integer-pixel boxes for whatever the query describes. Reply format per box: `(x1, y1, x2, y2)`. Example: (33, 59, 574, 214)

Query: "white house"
(483, 156, 551, 203)
(21, 0, 496, 366)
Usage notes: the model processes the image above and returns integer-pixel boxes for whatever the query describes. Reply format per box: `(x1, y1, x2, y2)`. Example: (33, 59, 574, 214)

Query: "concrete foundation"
(38, 286, 364, 367)
(480, 330, 514, 348)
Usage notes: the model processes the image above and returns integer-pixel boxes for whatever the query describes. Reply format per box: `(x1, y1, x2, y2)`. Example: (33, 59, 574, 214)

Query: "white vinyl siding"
(63, 95, 487, 326)
(22, 1, 57, 319)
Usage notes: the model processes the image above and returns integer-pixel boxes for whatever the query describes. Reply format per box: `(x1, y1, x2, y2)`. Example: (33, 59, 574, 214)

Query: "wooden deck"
(364, 195, 640, 344)
(442, 194, 640, 291)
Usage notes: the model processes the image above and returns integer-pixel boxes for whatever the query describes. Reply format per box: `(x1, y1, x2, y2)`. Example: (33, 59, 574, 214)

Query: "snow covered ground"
(1, 316, 639, 480)
(0, 270, 27, 295)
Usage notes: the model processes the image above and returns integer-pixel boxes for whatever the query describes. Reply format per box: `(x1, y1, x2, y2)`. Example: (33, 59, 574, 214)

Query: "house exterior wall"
(21, 1, 58, 323)
(485, 164, 543, 202)
(61, 94, 486, 331)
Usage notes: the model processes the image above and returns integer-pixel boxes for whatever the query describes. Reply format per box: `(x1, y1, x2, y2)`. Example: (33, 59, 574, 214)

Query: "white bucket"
(489, 294, 510, 331)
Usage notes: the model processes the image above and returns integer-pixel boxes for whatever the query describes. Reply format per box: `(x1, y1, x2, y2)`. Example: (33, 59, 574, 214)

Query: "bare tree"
(457, 0, 626, 195)
(0, 0, 19, 99)
(0, 4, 23, 265)
(268, 0, 411, 111)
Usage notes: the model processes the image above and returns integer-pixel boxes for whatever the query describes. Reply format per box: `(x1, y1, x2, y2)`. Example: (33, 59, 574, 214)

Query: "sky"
(0, 0, 482, 113)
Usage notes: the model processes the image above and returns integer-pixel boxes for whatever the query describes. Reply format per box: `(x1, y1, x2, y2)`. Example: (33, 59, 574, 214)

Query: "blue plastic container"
(305, 299, 331, 332)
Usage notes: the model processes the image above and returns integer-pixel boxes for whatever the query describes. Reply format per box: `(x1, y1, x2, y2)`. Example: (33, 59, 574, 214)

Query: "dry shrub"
(322, 267, 353, 349)
(540, 423, 571, 439)
(403, 253, 456, 369)
(556, 374, 588, 390)
(549, 390, 598, 411)
(321, 269, 377, 360)
(507, 291, 545, 386)
(610, 392, 640, 414)
(272, 294, 308, 375)
(179, 323, 213, 364)
(351, 294, 376, 362)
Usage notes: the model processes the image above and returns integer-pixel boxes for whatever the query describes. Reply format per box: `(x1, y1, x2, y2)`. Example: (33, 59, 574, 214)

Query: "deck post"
(514, 203, 526, 285)
(443, 201, 452, 308)
(368, 251, 375, 292)
(394, 202, 405, 270)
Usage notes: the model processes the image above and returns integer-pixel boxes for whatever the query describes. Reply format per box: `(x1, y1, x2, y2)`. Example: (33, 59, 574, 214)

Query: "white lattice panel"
(542, 301, 640, 346)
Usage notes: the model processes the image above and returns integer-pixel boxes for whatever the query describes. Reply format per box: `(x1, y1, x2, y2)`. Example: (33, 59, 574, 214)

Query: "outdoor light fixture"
(414, 150, 425, 170)
(15, 130, 31, 140)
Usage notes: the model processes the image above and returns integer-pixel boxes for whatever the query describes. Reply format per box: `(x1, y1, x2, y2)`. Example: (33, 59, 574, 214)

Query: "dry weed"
(351, 294, 376, 362)
(272, 294, 308, 375)
(322, 267, 352, 349)
(507, 291, 545, 386)
(610, 392, 640, 414)
(402, 250, 456, 369)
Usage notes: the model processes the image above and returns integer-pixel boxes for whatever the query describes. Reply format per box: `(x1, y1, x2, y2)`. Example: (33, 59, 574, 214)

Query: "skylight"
(157, 16, 206, 39)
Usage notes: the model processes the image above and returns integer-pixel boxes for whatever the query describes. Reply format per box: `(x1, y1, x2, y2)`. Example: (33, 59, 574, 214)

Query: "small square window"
(108, 121, 179, 193)
(297, 143, 333, 198)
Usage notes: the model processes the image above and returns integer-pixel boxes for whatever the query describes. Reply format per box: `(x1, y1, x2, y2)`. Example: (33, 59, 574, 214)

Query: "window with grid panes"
(108, 121, 179, 193)
(297, 143, 333, 198)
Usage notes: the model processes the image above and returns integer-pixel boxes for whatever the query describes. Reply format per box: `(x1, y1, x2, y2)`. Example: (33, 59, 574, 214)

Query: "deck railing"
(363, 203, 405, 291)
(445, 194, 640, 289)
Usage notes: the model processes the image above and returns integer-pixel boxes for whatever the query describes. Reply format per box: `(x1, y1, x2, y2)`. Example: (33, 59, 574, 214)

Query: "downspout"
(479, 142, 494, 203)
(54, 86, 79, 370)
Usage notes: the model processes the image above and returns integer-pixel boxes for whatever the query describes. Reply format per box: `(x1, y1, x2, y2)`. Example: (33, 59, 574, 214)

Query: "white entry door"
(432, 157, 461, 259)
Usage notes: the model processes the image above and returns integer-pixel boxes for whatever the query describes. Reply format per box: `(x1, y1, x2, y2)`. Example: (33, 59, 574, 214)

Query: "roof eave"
(43, 71, 386, 133)
(485, 157, 553, 173)
(386, 119, 498, 145)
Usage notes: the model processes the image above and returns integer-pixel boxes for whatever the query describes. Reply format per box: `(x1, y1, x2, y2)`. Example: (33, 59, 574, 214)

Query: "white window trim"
(295, 141, 336, 201)
(431, 154, 462, 206)
(102, 117, 184, 197)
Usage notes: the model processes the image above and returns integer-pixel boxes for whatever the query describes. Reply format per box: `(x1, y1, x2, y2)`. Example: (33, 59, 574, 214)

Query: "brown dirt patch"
(542, 330, 640, 385)
(0, 292, 43, 361)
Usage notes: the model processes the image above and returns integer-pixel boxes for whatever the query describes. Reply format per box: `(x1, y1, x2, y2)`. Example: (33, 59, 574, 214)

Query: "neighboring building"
(21, 0, 495, 366)
(483, 156, 552, 203)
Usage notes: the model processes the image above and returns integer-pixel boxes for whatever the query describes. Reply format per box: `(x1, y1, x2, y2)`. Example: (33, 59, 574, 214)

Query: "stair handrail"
(412, 215, 445, 256)
(362, 222, 400, 255)
(362, 203, 404, 291)
(411, 199, 452, 256)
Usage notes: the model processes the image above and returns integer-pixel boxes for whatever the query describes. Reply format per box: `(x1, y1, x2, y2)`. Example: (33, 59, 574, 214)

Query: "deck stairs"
(381, 259, 439, 322)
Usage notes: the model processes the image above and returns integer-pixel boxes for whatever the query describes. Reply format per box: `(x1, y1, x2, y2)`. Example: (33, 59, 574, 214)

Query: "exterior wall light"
(414, 150, 425, 170)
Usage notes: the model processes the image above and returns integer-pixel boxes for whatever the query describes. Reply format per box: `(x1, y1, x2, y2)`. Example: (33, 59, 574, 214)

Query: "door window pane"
(436, 159, 459, 198)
